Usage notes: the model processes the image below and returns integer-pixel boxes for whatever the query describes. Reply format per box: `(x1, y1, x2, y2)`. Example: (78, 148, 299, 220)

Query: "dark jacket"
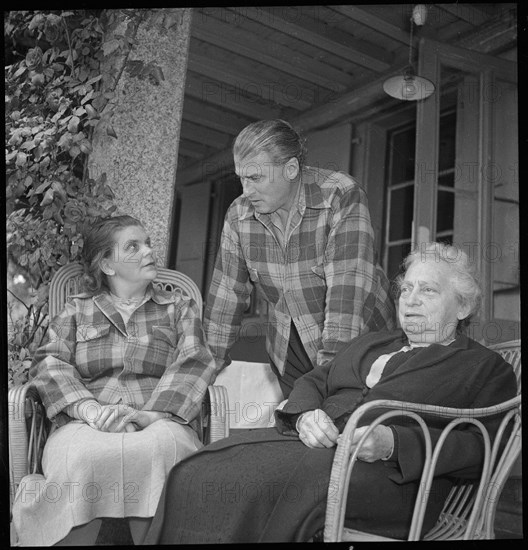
(145, 330, 517, 543)
(276, 329, 517, 481)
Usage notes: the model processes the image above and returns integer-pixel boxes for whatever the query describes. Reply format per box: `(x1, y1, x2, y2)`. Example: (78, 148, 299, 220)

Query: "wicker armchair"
(10, 263, 520, 541)
(8, 262, 225, 514)
(206, 340, 521, 541)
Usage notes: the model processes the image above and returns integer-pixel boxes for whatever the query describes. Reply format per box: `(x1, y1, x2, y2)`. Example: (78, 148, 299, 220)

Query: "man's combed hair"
(81, 215, 144, 294)
(233, 119, 306, 168)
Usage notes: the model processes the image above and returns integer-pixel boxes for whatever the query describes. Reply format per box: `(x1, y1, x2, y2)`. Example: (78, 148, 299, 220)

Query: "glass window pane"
(437, 190, 454, 233)
(438, 172, 454, 188)
(387, 242, 412, 283)
(389, 185, 414, 241)
(439, 111, 456, 172)
(390, 127, 416, 185)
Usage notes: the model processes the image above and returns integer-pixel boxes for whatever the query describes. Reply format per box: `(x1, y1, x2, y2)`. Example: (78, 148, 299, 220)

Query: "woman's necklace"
(109, 292, 146, 306)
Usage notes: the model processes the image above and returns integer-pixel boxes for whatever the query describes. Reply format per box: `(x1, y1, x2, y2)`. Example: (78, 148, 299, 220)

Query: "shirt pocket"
(75, 324, 112, 378)
(76, 324, 111, 342)
(146, 325, 179, 376)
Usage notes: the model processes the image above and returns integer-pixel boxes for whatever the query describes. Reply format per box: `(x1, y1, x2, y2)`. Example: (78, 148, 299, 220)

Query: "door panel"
(175, 181, 211, 293)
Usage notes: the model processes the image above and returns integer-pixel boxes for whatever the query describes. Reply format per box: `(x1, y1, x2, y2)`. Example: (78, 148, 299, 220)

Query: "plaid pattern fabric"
(204, 166, 396, 375)
(30, 287, 216, 428)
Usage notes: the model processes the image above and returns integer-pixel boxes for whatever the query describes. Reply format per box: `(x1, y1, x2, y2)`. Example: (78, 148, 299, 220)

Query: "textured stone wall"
(88, 9, 192, 265)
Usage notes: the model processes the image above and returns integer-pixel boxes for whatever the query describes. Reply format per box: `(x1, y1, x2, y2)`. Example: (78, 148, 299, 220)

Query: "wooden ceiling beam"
(180, 120, 232, 149)
(184, 73, 281, 120)
(178, 145, 208, 160)
(231, 6, 392, 72)
(437, 3, 492, 27)
(182, 97, 250, 136)
(187, 52, 313, 110)
(178, 139, 216, 159)
(291, 76, 388, 134)
(177, 5, 517, 186)
(192, 16, 352, 91)
(176, 68, 396, 185)
(441, 6, 517, 54)
(330, 5, 410, 44)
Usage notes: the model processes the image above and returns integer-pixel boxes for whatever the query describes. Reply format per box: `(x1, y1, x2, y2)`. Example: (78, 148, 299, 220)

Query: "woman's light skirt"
(12, 419, 201, 546)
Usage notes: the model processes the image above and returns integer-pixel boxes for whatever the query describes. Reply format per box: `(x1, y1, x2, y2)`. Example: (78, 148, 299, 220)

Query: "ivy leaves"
(5, 11, 118, 384)
(6, 8, 171, 386)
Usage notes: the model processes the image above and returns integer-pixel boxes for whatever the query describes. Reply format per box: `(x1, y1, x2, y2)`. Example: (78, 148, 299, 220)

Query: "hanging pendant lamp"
(383, 4, 435, 101)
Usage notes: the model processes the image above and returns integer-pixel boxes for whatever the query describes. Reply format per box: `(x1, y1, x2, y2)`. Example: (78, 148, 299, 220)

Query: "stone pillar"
(88, 8, 192, 265)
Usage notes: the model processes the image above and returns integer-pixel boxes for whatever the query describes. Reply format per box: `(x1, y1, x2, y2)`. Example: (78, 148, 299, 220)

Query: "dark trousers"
(269, 321, 314, 399)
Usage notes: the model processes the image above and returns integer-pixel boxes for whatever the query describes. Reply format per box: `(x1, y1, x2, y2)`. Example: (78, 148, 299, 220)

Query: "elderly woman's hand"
(297, 409, 339, 448)
(346, 425, 394, 462)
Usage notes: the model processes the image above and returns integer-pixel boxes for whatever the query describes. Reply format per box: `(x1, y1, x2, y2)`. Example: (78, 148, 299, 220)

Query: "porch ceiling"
(177, 4, 517, 185)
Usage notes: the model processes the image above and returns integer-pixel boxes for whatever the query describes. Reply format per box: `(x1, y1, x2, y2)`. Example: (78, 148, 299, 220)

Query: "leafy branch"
(5, 8, 169, 386)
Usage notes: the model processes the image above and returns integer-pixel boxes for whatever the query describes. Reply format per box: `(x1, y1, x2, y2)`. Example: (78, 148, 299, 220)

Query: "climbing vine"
(5, 9, 175, 385)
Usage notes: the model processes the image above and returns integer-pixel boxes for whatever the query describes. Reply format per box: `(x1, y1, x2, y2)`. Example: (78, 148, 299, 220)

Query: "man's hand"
(346, 425, 394, 462)
(297, 409, 339, 448)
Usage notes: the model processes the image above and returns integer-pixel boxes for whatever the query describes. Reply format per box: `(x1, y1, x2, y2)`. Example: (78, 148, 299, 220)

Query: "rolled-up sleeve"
(29, 301, 95, 425)
(204, 211, 253, 374)
(144, 298, 216, 423)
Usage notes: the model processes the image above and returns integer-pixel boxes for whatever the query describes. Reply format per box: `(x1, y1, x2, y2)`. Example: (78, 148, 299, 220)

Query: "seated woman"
(144, 242, 517, 543)
(12, 215, 216, 546)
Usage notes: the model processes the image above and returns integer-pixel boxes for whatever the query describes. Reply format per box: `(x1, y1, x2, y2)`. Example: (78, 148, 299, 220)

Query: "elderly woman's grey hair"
(233, 119, 307, 169)
(397, 242, 482, 330)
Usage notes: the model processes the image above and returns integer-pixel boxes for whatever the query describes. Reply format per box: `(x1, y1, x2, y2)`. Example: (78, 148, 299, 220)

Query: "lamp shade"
(383, 72, 435, 101)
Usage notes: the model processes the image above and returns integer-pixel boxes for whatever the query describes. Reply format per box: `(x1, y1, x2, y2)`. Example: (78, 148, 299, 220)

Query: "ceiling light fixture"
(383, 4, 435, 101)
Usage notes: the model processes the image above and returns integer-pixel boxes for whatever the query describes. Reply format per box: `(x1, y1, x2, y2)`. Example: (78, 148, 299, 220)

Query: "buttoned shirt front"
(30, 286, 216, 428)
(204, 166, 396, 375)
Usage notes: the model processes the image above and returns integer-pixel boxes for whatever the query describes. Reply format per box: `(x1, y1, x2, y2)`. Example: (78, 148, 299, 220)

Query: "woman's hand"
(74, 400, 170, 432)
(84, 403, 136, 432)
(346, 425, 394, 462)
(120, 410, 170, 431)
(73, 399, 103, 429)
(297, 409, 339, 448)
(97, 407, 170, 432)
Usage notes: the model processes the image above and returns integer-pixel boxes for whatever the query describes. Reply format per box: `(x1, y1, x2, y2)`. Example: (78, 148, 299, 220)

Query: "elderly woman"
(12, 215, 216, 546)
(145, 243, 517, 543)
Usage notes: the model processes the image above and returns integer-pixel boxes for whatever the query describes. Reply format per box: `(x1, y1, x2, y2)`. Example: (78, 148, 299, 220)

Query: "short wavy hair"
(233, 119, 306, 169)
(395, 242, 482, 331)
(81, 215, 144, 294)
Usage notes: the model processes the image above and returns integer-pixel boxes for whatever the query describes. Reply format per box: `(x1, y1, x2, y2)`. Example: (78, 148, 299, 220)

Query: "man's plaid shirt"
(204, 166, 396, 376)
(30, 287, 216, 428)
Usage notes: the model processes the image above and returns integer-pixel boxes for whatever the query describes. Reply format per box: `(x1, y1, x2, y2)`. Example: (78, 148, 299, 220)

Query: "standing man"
(205, 119, 396, 398)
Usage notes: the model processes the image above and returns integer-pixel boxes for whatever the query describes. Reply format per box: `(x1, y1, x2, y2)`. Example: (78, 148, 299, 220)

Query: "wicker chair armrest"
(8, 383, 46, 511)
(323, 396, 521, 542)
(203, 385, 230, 444)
